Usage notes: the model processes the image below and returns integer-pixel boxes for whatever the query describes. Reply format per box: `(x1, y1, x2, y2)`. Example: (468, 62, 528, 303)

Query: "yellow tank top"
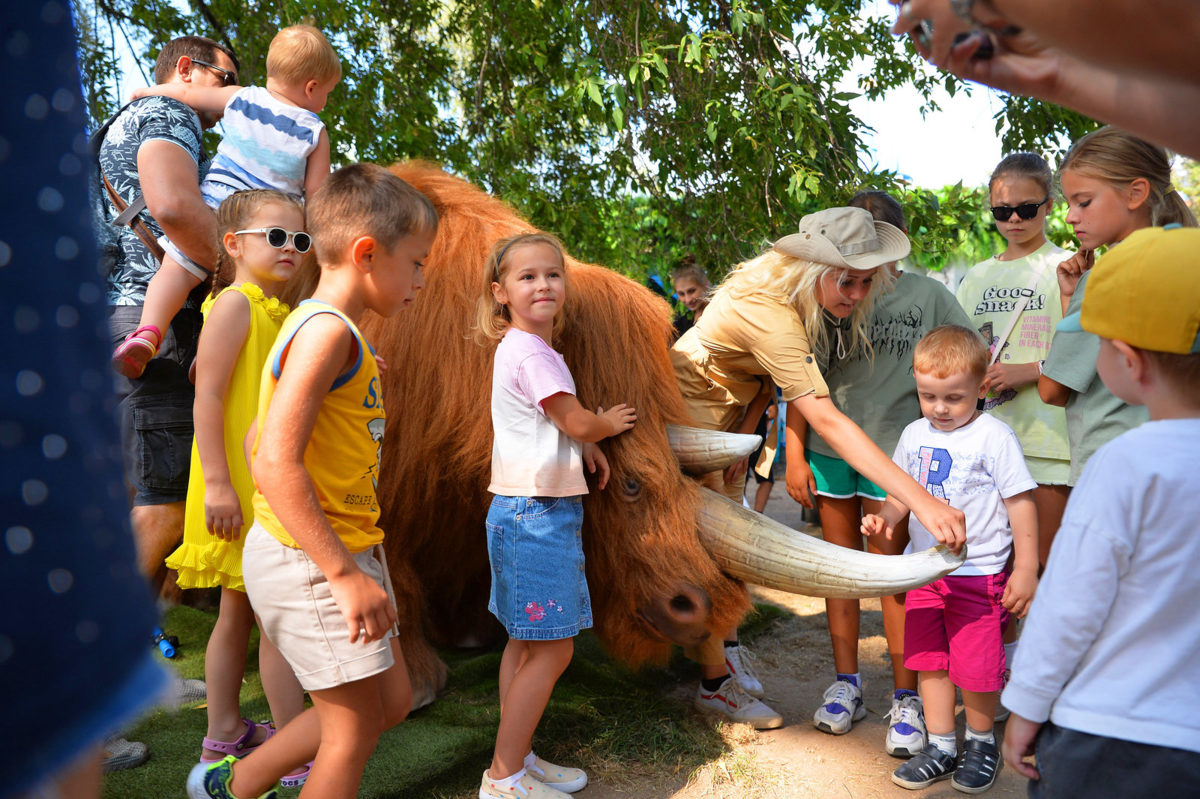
(251, 301, 386, 553)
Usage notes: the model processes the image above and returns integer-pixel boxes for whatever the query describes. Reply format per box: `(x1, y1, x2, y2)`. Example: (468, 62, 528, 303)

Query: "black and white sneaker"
(952, 738, 1001, 794)
(891, 743, 956, 790)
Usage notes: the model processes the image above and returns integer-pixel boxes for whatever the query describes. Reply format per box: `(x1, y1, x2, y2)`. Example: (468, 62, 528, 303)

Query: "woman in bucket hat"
(671, 206, 967, 730)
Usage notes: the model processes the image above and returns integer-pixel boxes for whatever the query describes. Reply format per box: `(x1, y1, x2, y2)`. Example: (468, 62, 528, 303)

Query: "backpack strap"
(101, 171, 165, 262)
(92, 99, 165, 264)
(988, 259, 1053, 366)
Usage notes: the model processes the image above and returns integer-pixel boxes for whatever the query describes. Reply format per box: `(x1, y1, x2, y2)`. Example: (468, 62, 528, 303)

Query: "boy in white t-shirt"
(862, 325, 1038, 794)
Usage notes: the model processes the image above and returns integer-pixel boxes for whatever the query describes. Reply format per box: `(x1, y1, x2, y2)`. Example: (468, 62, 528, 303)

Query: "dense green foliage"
(75, 0, 1095, 280)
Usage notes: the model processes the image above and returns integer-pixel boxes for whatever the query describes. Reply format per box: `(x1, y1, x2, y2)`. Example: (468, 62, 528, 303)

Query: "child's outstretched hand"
(328, 567, 397, 644)
(861, 513, 893, 539)
(582, 441, 611, 489)
(1001, 568, 1038, 618)
(598, 404, 636, 436)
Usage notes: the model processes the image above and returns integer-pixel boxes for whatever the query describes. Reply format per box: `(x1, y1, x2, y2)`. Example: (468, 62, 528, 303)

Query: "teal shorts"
(806, 451, 885, 501)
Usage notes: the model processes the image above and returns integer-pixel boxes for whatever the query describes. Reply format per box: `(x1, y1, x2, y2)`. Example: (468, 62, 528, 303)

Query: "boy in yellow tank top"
(186, 163, 438, 799)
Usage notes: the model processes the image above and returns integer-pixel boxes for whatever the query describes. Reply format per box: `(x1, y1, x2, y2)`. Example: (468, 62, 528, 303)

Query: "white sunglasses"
(234, 227, 312, 253)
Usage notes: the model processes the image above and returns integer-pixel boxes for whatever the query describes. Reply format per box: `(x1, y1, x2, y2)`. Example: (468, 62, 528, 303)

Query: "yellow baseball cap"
(1057, 225, 1200, 354)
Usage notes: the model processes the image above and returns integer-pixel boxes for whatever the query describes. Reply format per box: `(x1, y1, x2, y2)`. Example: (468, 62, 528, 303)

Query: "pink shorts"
(903, 573, 1008, 693)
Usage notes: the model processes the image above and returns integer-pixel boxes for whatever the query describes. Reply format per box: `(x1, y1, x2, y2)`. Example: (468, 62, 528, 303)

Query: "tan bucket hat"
(773, 206, 910, 270)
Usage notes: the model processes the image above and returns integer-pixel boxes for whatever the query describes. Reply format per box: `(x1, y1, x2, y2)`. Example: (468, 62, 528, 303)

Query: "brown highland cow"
(362, 162, 962, 707)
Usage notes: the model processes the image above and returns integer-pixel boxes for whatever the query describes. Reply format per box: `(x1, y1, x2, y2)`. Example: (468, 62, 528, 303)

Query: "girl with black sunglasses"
(956, 153, 1072, 574)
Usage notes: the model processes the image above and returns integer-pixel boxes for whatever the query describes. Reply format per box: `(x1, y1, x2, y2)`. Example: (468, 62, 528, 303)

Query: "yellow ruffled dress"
(166, 284, 289, 590)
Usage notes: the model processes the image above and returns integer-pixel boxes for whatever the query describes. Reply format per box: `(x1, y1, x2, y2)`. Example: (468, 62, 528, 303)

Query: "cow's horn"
(695, 487, 964, 598)
(667, 424, 761, 475)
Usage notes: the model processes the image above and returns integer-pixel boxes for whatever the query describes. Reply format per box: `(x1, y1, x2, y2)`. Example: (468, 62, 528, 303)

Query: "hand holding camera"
(893, 0, 1021, 63)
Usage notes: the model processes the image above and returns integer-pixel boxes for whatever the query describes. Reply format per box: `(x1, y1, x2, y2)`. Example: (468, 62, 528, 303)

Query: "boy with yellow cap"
(1000, 225, 1200, 796)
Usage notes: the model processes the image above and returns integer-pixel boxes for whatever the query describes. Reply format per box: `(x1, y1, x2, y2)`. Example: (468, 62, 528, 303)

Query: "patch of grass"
(102, 603, 780, 798)
(737, 602, 789, 643)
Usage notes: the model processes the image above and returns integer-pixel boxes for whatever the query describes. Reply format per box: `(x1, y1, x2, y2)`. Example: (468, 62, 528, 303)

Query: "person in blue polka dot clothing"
(0, 5, 166, 797)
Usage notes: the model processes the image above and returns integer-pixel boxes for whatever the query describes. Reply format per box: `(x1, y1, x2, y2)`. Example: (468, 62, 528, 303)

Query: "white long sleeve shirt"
(1002, 419, 1200, 754)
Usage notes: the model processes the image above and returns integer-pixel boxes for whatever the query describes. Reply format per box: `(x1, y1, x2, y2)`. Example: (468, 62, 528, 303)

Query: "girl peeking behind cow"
(474, 232, 637, 799)
(670, 206, 969, 730)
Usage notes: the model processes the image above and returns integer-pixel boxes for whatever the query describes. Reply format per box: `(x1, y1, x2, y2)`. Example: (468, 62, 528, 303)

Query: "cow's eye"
(621, 476, 641, 500)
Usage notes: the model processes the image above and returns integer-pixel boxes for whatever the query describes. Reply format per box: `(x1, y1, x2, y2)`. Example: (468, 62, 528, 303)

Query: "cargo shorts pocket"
(131, 401, 193, 495)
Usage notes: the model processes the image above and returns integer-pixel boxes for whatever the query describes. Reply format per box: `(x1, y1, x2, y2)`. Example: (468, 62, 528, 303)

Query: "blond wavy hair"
(715, 246, 892, 360)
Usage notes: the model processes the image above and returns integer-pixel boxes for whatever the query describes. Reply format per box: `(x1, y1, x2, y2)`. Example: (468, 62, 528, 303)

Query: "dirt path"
(584, 489, 1026, 799)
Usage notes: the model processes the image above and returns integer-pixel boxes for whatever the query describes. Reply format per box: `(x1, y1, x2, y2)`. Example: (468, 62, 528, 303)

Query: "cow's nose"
(638, 582, 712, 647)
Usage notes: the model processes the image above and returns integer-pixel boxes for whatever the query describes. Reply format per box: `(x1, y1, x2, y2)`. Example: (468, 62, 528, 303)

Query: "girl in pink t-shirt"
(474, 232, 636, 799)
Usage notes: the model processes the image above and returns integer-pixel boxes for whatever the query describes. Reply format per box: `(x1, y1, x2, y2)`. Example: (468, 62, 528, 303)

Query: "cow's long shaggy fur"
(362, 162, 749, 704)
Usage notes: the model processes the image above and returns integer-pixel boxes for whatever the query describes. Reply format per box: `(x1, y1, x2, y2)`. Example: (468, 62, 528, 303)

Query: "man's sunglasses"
(234, 227, 312, 253)
(191, 58, 238, 87)
(990, 198, 1049, 222)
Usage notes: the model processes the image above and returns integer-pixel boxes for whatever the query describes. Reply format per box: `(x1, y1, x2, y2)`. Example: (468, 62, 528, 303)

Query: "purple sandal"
(280, 762, 312, 789)
(200, 718, 274, 764)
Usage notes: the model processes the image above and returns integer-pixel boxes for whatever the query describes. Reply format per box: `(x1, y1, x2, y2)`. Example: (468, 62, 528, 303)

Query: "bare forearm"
(544, 394, 635, 443)
(990, 0, 1200, 84)
(1037, 374, 1069, 406)
(878, 496, 911, 530)
(194, 392, 231, 486)
(138, 142, 219, 269)
(736, 387, 772, 437)
(558, 408, 616, 443)
(806, 405, 925, 511)
(304, 130, 331, 199)
(256, 456, 356, 578)
(1005, 492, 1039, 576)
(140, 83, 236, 113)
(1010, 362, 1040, 389)
(1032, 58, 1200, 160)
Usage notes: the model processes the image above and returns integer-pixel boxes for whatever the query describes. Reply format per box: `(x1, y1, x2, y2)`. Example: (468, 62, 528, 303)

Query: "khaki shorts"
(242, 522, 397, 691)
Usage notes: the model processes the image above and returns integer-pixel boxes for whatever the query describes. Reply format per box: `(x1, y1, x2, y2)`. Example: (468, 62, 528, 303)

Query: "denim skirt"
(486, 494, 592, 640)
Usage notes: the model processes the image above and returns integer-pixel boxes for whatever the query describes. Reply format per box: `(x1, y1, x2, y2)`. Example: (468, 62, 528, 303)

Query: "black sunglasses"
(990, 198, 1049, 222)
(191, 58, 238, 87)
(234, 227, 312, 253)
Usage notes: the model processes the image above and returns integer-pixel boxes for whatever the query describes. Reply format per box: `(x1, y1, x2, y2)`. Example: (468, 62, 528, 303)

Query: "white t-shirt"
(488, 328, 587, 497)
(894, 413, 1036, 575)
(1002, 419, 1200, 754)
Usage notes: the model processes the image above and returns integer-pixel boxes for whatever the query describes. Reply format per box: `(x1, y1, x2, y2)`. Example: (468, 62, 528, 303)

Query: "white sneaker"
(480, 770, 570, 799)
(885, 692, 926, 757)
(724, 644, 765, 698)
(695, 678, 783, 730)
(526, 755, 587, 793)
(812, 678, 866, 735)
